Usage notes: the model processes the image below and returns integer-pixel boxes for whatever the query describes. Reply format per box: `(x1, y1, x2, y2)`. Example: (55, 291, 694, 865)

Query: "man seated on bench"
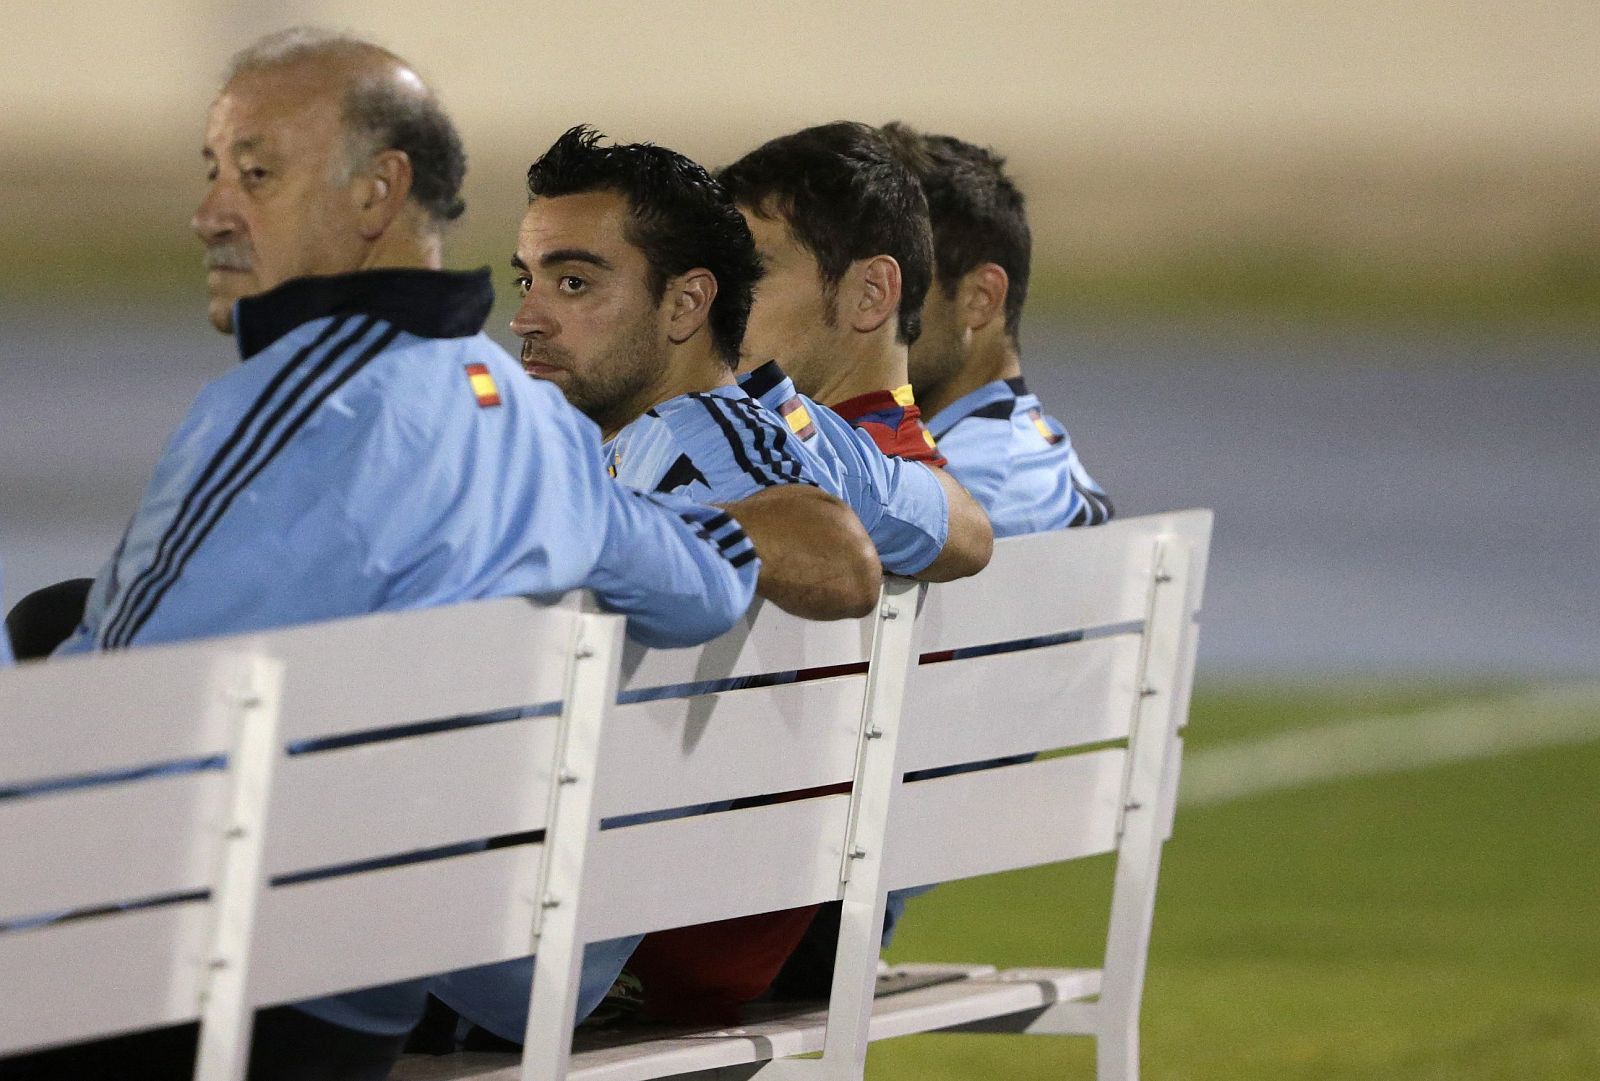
(768, 125, 1125, 998)
(11, 28, 765, 1081)
(408, 124, 994, 1049)
(616, 122, 999, 1024)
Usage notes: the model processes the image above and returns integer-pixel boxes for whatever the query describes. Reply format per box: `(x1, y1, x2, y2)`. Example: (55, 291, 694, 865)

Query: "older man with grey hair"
(5, 26, 770, 1081)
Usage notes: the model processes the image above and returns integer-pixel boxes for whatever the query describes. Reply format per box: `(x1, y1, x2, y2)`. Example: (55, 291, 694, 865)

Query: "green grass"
(870, 683, 1600, 1080)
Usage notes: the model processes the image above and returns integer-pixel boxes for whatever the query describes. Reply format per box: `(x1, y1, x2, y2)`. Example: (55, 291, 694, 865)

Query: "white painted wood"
(0, 644, 239, 785)
(0, 770, 228, 920)
(251, 845, 539, 1007)
(1097, 533, 1202, 1081)
(523, 611, 627, 1081)
(391, 967, 1102, 1081)
(0, 902, 212, 1056)
(618, 600, 874, 695)
(247, 597, 581, 744)
(265, 717, 559, 875)
(884, 751, 1127, 892)
(596, 675, 867, 819)
(798, 577, 924, 1081)
(582, 796, 852, 942)
(915, 517, 1171, 653)
(901, 633, 1144, 771)
(194, 654, 285, 1081)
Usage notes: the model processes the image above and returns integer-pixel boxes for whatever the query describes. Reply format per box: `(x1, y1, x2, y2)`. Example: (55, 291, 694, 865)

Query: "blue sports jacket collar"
(233, 267, 494, 360)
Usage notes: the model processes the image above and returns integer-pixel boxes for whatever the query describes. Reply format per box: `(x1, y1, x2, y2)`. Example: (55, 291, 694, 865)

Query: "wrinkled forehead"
(204, 68, 348, 160)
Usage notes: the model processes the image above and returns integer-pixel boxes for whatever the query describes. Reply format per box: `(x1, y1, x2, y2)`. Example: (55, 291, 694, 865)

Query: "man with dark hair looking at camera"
(5, 30, 761, 1081)
(476, 126, 988, 1031)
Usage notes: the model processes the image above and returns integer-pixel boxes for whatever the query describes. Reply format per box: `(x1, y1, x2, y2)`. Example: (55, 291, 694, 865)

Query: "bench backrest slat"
(618, 605, 873, 694)
(595, 674, 867, 818)
(0, 648, 243, 785)
(885, 750, 1128, 891)
(582, 795, 852, 942)
(0, 770, 227, 919)
(265, 716, 558, 875)
(913, 517, 1167, 653)
(900, 633, 1144, 772)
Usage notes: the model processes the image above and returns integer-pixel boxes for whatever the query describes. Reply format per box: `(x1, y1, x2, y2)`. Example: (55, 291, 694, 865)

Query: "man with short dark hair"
(719, 121, 947, 463)
(499, 126, 990, 1027)
(12, 31, 759, 1081)
(880, 121, 1112, 533)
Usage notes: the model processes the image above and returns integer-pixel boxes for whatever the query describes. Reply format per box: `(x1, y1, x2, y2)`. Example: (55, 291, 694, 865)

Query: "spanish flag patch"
(777, 396, 818, 441)
(465, 363, 501, 408)
(1029, 406, 1063, 445)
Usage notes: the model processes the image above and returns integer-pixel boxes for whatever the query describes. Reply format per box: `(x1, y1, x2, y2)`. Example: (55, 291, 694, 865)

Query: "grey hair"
(223, 27, 467, 225)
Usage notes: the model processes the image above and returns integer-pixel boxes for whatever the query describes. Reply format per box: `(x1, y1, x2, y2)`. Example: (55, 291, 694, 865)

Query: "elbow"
(913, 510, 994, 583)
(833, 530, 883, 619)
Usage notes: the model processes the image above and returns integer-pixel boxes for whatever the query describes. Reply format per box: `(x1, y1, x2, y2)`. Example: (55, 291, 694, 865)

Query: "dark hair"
(718, 121, 933, 346)
(526, 126, 762, 368)
(880, 122, 1030, 341)
(224, 28, 467, 226)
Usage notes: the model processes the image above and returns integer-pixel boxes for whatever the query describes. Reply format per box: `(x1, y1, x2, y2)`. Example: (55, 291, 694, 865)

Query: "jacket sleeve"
(588, 487, 759, 648)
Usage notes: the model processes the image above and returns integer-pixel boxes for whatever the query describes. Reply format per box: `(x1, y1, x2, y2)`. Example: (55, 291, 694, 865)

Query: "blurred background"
(2, 3, 1596, 1078)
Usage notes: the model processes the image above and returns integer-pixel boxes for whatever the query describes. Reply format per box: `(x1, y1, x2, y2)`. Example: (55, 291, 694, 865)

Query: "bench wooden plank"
(266, 719, 559, 874)
(391, 967, 1103, 1081)
(596, 674, 866, 817)
(0, 646, 241, 786)
(0, 902, 211, 1056)
(901, 633, 1143, 771)
(0, 771, 227, 920)
(618, 603, 875, 695)
(583, 796, 852, 941)
(886, 750, 1126, 892)
(914, 516, 1169, 653)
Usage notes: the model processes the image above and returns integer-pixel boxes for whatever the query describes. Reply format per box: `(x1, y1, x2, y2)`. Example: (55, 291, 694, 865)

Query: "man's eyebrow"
(539, 248, 614, 271)
(510, 254, 529, 273)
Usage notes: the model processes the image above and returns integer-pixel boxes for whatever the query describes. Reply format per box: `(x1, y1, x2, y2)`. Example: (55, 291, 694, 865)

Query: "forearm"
(913, 468, 994, 582)
(720, 485, 881, 621)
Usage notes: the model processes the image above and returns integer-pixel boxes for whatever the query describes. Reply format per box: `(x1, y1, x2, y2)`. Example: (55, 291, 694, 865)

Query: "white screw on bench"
(0, 509, 1211, 1081)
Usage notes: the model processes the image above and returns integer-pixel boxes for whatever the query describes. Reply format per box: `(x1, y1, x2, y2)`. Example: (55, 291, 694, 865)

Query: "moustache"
(203, 245, 253, 272)
(520, 340, 571, 371)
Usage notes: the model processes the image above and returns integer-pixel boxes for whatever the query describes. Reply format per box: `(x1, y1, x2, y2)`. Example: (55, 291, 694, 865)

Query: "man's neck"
(361, 228, 444, 272)
(599, 343, 733, 442)
(812, 335, 910, 408)
(921, 332, 1022, 419)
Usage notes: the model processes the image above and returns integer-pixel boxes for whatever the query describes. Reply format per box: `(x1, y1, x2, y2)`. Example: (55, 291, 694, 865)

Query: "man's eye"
(558, 276, 586, 294)
(242, 167, 269, 185)
(513, 276, 531, 296)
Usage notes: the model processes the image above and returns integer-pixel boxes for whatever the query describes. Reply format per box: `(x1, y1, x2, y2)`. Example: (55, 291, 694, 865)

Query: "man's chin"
(207, 296, 236, 335)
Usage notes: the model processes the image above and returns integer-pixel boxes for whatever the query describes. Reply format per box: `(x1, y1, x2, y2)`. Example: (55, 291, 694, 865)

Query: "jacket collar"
(234, 267, 494, 360)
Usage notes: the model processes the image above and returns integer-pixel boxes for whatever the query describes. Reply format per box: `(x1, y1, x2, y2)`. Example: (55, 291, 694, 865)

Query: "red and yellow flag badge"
(1029, 406, 1063, 445)
(777, 396, 818, 440)
(464, 363, 501, 408)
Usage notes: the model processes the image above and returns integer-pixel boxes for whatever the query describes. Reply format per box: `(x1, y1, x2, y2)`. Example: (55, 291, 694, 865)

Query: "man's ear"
(846, 254, 902, 335)
(353, 149, 414, 240)
(958, 263, 1009, 332)
(666, 268, 718, 345)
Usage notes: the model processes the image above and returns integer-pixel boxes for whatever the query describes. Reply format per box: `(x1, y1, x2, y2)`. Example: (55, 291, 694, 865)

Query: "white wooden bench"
(0, 509, 1211, 1081)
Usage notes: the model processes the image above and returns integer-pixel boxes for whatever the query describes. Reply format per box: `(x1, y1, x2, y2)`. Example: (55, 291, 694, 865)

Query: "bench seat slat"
(886, 750, 1127, 892)
(583, 796, 852, 942)
(902, 633, 1143, 771)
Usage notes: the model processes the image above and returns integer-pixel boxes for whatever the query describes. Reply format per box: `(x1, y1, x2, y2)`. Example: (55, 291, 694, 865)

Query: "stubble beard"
(530, 313, 665, 436)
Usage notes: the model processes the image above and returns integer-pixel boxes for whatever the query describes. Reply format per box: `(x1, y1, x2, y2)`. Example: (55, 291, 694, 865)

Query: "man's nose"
(510, 292, 554, 339)
(191, 184, 238, 243)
